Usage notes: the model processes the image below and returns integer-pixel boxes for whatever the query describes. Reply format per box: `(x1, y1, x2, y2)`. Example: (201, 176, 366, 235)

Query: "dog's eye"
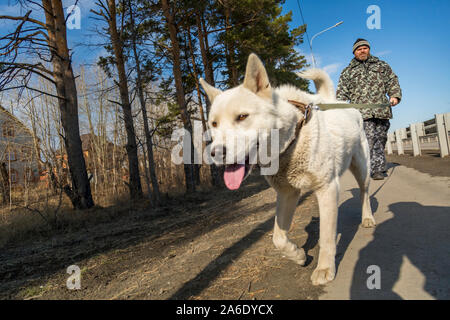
(237, 114, 249, 121)
(211, 121, 217, 128)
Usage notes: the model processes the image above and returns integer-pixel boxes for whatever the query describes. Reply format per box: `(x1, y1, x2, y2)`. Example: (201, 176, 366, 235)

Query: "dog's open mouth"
(224, 155, 255, 190)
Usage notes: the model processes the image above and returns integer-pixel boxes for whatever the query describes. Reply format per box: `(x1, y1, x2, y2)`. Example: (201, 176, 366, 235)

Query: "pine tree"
(217, 0, 309, 90)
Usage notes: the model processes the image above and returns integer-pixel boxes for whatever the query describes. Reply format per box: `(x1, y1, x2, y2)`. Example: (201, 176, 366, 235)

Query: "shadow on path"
(335, 162, 399, 271)
(169, 190, 320, 299)
(335, 188, 379, 273)
(169, 216, 275, 299)
(349, 202, 450, 299)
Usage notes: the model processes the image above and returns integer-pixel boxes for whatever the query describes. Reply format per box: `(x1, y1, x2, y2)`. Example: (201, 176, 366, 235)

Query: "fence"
(386, 112, 450, 157)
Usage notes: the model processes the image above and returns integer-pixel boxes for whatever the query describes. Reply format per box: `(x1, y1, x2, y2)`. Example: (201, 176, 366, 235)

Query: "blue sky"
(0, 0, 449, 132)
(0, 0, 105, 65)
(281, 0, 450, 131)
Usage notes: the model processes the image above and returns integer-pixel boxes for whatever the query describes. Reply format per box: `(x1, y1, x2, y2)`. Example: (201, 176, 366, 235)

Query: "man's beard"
(356, 54, 369, 62)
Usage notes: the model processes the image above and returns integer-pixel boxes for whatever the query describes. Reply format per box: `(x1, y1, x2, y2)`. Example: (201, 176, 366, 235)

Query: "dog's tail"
(297, 69, 335, 101)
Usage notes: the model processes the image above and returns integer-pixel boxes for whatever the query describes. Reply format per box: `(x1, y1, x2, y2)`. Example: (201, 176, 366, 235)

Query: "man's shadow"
(349, 201, 450, 299)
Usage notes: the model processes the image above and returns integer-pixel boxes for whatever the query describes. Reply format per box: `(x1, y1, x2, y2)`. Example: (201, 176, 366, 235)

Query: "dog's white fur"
(200, 54, 375, 285)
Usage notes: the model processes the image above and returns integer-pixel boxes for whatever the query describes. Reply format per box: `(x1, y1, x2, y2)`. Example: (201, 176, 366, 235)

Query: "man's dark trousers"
(363, 118, 390, 176)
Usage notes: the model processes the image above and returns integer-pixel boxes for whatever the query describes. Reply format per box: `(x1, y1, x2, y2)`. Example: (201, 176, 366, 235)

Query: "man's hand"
(390, 97, 399, 106)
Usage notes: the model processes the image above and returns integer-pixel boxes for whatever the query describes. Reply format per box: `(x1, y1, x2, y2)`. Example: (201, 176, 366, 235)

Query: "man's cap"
(353, 38, 370, 53)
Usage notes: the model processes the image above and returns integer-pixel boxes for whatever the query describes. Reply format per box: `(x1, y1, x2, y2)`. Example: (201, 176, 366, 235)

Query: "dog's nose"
(211, 145, 226, 159)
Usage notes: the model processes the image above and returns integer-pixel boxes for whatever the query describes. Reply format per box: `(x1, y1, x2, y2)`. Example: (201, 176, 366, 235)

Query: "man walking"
(337, 38, 402, 180)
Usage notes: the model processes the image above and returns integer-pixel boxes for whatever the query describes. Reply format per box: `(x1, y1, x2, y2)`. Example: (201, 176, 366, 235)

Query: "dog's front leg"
(311, 178, 339, 285)
(272, 189, 306, 265)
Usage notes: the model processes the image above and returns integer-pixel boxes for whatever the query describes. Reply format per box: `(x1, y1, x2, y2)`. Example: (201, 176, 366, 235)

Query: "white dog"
(200, 54, 375, 285)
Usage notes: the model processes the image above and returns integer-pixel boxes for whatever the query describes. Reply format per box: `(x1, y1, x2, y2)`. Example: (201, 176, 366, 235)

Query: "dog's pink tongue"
(224, 164, 245, 190)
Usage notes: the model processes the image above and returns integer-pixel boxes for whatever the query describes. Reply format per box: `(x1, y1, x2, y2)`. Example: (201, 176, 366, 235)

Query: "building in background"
(0, 105, 39, 188)
(41, 133, 128, 187)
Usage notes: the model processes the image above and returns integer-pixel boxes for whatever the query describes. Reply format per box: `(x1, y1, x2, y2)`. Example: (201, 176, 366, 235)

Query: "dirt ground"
(386, 151, 450, 177)
(1, 153, 448, 300)
(0, 173, 324, 300)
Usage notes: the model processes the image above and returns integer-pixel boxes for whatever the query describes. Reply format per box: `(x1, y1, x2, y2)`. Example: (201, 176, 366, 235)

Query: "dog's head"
(200, 54, 286, 190)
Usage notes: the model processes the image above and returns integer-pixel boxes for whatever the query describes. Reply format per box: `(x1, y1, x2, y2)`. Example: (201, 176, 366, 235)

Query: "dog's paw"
(282, 247, 306, 266)
(311, 266, 335, 286)
(292, 248, 306, 266)
(361, 217, 376, 228)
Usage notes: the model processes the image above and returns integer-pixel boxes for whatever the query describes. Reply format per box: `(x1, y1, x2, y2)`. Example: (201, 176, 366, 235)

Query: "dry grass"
(0, 152, 214, 248)
(152, 145, 213, 194)
(0, 187, 137, 247)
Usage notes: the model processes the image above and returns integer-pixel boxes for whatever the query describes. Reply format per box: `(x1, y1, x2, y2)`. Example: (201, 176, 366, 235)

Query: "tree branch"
(0, 11, 47, 29)
(1, 85, 64, 100)
(0, 61, 53, 75)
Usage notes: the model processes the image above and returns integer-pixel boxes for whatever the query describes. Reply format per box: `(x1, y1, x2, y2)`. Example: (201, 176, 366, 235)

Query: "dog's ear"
(243, 53, 272, 99)
(199, 78, 222, 104)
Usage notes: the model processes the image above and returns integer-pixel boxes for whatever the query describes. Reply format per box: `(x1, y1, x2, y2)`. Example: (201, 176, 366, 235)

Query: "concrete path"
(320, 163, 450, 300)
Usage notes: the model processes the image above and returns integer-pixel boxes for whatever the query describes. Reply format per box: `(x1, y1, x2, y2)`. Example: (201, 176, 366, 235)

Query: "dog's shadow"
(296, 191, 319, 267)
(335, 189, 379, 270)
(300, 189, 379, 269)
(301, 164, 401, 269)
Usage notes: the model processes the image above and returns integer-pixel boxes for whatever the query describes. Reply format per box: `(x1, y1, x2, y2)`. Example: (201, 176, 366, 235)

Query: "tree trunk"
(43, 0, 94, 209)
(197, 11, 214, 95)
(107, 0, 143, 199)
(196, 9, 222, 187)
(224, 5, 238, 86)
(161, 0, 196, 193)
(187, 25, 207, 133)
(0, 162, 10, 205)
(128, 0, 161, 204)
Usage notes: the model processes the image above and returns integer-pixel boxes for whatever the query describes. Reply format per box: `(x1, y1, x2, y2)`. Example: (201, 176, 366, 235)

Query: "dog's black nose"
(211, 145, 226, 159)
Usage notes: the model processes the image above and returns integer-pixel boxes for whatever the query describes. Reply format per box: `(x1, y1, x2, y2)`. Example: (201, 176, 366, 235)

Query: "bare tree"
(126, 0, 161, 204)
(161, 0, 196, 193)
(92, 0, 143, 199)
(0, 0, 94, 209)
